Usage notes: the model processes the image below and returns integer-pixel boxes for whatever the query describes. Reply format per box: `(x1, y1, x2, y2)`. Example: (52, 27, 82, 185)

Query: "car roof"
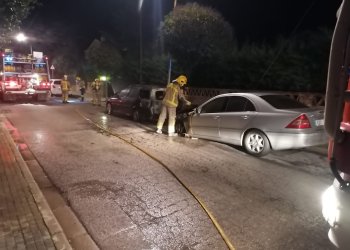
(215, 92, 285, 98)
(125, 84, 165, 90)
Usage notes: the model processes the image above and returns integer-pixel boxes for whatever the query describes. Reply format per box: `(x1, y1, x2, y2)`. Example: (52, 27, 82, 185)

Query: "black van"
(105, 84, 165, 122)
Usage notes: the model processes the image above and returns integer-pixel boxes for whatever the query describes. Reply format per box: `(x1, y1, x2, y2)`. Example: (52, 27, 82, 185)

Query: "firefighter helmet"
(175, 75, 187, 87)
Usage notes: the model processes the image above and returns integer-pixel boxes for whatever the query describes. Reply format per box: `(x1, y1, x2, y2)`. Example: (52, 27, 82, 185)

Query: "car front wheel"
(243, 130, 270, 157)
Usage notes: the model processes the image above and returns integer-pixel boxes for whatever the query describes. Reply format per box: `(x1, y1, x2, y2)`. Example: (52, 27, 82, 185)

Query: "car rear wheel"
(243, 130, 270, 157)
(106, 103, 112, 115)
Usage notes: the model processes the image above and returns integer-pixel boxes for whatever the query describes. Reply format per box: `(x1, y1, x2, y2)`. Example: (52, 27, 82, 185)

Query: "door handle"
(241, 115, 249, 119)
(213, 116, 220, 120)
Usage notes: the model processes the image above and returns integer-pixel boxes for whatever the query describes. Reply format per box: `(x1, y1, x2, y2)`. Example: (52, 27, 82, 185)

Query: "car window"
(128, 87, 140, 98)
(139, 89, 151, 99)
(201, 97, 227, 113)
(260, 95, 307, 109)
(119, 88, 130, 98)
(245, 100, 255, 111)
(54, 81, 61, 85)
(225, 96, 256, 112)
(155, 90, 165, 100)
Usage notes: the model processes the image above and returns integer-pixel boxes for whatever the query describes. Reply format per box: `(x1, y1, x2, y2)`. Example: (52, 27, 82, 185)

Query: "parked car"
(177, 92, 328, 156)
(50, 79, 62, 96)
(106, 84, 165, 122)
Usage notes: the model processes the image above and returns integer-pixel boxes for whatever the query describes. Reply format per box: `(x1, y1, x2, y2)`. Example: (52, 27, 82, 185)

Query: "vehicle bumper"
(3, 90, 50, 101)
(322, 182, 350, 249)
(35, 90, 50, 94)
(265, 131, 328, 150)
(51, 90, 62, 95)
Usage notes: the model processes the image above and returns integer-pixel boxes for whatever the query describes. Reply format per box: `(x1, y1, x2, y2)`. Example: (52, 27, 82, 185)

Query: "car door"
(111, 88, 130, 112)
(218, 96, 257, 144)
(191, 96, 228, 139)
(121, 86, 141, 116)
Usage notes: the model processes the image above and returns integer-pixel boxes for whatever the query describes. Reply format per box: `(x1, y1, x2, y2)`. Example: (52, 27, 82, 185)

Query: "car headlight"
(322, 185, 340, 227)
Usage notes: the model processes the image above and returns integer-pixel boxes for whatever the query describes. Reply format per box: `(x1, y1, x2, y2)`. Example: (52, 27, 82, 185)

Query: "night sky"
(23, 0, 342, 56)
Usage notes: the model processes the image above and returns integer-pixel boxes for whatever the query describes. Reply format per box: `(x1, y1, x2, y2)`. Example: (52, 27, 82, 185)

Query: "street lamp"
(167, 0, 177, 84)
(139, 0, 177, 85)
(15, 32, 32, 55)
(138, 0, 144, 84)
(15, 33, 27, 42)
(100, 75, 108, 101)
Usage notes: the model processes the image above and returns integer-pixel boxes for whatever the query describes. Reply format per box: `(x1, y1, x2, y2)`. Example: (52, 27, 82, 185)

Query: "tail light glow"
(286, 114, 311, 129)
(6, 81, 18, 87)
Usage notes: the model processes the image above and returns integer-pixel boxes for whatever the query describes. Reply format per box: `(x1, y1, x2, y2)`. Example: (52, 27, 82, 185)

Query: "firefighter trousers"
(157, 105, 176, 134)
(62, 90, 69, 103)
(92, 90, 101, 105)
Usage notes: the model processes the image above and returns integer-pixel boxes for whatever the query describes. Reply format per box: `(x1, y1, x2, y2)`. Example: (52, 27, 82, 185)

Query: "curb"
(2, 115, 100, 250)
(0, 117, 72, 250)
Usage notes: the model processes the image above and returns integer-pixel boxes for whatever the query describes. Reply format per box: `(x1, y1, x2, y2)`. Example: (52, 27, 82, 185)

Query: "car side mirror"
(191, 107, 200, 115)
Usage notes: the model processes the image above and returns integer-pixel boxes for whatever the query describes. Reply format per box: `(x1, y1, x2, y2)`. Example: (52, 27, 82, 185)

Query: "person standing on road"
(156, 75, 191, 136)
(76, 76, 86, 102)
(91, 78, 102, 106)
(61, 74, 70, 103)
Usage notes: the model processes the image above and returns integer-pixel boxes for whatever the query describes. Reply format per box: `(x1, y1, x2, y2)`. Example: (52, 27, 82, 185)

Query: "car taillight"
(5, 81, 17, 87)
(286, 114, 311, 129)
(40, 82, 50, 87)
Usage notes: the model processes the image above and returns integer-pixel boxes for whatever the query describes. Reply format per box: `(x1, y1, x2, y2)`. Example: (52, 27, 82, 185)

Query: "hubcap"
(247, 134, 264, 153)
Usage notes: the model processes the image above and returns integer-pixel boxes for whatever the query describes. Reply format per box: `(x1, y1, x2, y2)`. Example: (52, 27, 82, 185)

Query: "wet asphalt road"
(0, 98, 336, 250)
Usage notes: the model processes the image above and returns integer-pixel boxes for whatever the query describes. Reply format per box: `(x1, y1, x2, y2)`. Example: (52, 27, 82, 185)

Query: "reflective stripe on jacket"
(162, 83, 186, 108)
(91, 81, 101, 91)
(78, 80, 85, 89)
(61, 80, 70, 91)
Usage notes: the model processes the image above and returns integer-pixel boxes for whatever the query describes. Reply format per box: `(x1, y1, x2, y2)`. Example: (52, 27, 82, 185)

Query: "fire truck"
(0, 49, 51, 101)
(322, 0, 350, 249)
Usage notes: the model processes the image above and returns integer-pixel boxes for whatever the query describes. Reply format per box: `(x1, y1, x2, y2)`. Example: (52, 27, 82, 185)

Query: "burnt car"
(176, 92, 328, 156)
(106, 84, 165, 122)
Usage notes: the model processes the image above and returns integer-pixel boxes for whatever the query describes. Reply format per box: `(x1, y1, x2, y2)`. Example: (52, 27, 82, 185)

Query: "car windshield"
(155, 90, 165, 100)
(260, 95, 307, 109)
(139, 89, 151, 99)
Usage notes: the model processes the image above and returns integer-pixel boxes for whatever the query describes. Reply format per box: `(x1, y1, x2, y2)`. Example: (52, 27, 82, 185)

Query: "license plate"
(315, 119, 324, 126)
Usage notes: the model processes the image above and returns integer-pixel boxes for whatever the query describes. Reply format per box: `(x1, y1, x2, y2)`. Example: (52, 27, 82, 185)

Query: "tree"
(0, 0, 39, 45)
(224, 28, 332, 92)
(84, 37, 123, 80)
(161, 3, 234, 74)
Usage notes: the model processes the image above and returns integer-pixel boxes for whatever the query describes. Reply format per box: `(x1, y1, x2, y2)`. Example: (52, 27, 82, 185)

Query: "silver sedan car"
(180, 93, 328, 156)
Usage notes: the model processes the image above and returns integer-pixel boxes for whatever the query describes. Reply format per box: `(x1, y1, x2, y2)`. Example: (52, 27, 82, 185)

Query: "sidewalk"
(0, 116, 71, 250)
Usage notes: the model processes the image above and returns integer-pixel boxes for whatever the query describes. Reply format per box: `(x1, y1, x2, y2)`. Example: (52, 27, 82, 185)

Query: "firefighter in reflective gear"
(76, 76, 86, 102)
(91, 78, 102, 105)
(61, 75, 70, 103)
(156, 75, 191, 136)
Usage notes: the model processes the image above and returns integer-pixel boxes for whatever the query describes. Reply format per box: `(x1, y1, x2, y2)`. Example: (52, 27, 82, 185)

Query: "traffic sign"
(50, 65, 55, 70)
